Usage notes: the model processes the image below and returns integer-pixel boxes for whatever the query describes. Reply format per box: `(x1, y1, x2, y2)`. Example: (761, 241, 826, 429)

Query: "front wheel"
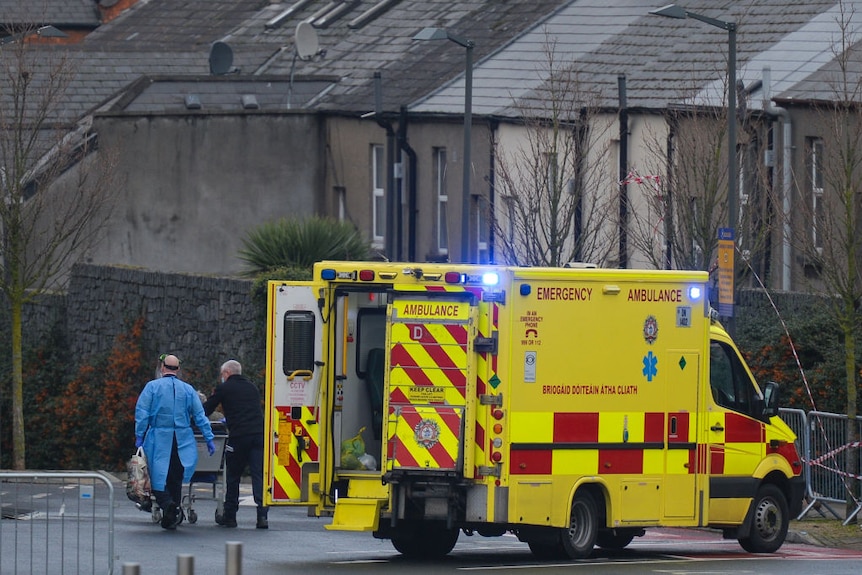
(559, 490, 598, 559)
(738, 484, 789, 553)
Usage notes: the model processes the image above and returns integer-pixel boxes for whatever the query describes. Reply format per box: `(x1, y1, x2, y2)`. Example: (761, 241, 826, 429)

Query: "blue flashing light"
(520, 284, 531, 296)
(688, 286, 702, 300)
(321, 268, 336, 281)
(482, 272, 499, 286)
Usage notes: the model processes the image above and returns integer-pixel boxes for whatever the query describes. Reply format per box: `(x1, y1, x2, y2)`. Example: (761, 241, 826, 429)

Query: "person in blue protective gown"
(135, 354, 216, 530)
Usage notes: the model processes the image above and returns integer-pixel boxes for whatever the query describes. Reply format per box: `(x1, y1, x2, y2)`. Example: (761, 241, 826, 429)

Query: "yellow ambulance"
(264, 262, 803, 559)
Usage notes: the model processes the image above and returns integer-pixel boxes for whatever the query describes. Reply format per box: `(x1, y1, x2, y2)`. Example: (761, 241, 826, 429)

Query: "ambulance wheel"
(738, 484, 789, 553)
(392, 525, 459, 558)
(527, 540, 565, 560)
(559, 490, 598, 559)
(596, 529, 636, 550)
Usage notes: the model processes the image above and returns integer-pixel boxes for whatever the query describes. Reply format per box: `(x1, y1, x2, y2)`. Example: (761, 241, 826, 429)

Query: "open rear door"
(264, 281, 322, 504)
(383, 293, 477, 476)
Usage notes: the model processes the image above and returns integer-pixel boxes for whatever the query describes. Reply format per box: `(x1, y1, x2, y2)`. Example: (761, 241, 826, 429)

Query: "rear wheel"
(596, 528, 636, 550)
(392, 525, 459, 558)
(738, 484, 789, 553)
(527, 540, 565, 560)
(559, 490, 598, 559)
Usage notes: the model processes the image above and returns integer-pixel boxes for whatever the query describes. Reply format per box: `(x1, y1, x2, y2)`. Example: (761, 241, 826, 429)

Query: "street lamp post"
(413, 27, 474, 263)
(650, 4, 737, 232)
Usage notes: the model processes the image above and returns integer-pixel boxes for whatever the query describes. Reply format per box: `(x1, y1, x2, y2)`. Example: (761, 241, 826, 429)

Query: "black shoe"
(161, 503, 181, 530)
(216, 510, 237, 528)
(256, 507, 269, 530)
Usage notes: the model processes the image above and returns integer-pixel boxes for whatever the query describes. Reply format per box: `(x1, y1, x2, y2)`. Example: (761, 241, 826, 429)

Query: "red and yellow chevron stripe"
(270, 406, 318, 500)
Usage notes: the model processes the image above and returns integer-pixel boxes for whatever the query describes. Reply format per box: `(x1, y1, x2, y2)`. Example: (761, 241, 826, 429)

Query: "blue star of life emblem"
(642, 351, 658, 382)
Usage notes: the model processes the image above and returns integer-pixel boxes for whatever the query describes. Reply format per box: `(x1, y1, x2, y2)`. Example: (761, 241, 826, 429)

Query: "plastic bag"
(357, 453, 377, 471)
(340, 427, 368, 470)
(126, 447, 152, 506)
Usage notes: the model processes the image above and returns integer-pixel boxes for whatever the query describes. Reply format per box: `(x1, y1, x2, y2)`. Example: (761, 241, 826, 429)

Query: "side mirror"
(762, 381, 779, 418)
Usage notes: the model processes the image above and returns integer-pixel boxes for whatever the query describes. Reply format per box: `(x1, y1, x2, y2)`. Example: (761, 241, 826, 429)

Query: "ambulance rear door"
(264, 281, 322, 505)
(383, 291, 479, 477)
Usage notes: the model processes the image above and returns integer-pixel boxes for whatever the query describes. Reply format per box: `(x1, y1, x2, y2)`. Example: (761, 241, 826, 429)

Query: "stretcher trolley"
(181, 422, 228, 523)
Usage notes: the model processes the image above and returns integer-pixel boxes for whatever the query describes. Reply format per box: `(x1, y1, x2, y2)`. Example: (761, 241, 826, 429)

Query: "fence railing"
(779, 408, 862, 525)
(0, 470, 115, 575)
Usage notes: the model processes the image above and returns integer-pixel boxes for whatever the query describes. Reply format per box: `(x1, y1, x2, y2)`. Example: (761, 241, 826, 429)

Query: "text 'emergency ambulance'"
(627, 288, 682, 302)
(536, 287, 592, 301)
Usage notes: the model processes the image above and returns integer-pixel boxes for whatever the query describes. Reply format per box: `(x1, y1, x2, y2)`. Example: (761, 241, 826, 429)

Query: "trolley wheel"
(152, 507, 162, 524)
(188, 509, 198, 524)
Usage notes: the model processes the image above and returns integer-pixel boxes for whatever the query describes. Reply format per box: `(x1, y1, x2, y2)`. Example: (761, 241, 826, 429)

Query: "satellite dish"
(209, 41, 234, 75)
(295, 21, 319, 60)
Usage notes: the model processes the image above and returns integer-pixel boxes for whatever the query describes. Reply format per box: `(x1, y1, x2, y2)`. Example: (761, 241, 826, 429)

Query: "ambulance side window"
(709, 341, 756, 415)
(282, 311, 315, 375)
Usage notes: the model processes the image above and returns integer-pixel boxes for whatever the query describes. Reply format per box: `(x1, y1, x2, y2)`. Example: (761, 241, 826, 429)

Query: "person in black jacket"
(203, 359, 268, 529)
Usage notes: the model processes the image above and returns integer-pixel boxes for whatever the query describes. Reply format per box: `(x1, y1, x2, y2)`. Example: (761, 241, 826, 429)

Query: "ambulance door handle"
(710, 423, 724, 432)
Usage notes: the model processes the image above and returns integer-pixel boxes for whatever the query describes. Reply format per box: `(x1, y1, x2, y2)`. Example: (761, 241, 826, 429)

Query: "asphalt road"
(4, 474, 862, 574)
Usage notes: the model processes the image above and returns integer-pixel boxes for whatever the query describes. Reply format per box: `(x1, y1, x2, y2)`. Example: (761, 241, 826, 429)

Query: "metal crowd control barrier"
(0, 470, 115, 574)
(778, 407, 809, 502)
(793, 410, 862, 525)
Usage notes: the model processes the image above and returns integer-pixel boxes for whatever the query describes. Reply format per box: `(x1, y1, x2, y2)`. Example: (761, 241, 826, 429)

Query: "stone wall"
(6, 266, 838, 389)
(65, 263, 260, 381)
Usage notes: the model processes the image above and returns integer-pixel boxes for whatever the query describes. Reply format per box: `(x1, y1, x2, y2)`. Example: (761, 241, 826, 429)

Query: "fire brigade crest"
(643, 315, 658, 344)
(414, 418, 441, 449)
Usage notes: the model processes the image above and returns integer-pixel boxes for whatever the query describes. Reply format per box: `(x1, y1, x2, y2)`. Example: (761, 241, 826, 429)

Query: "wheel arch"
(737, 473, 790, 540)
(566, 480, 610, 528)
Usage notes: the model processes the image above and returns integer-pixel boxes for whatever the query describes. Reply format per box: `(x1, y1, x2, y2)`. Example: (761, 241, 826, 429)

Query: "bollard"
(225, 541, 243, 575)
(122, 563, 141, 575)
(177, 554, 194, 575)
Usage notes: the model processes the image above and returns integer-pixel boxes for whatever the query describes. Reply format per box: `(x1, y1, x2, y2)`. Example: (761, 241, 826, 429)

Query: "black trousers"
(153, 435, 184, 510)
(223, 433, 264, 515)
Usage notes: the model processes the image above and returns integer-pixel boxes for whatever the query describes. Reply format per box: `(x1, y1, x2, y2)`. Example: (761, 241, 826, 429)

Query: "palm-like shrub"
(238, 216, 371, 276)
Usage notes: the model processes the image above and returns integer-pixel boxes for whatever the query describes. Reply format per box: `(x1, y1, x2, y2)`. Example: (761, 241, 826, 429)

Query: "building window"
(434, 148, 448, 255)
(372, 144, 385, 247)
(809, 138, 824, 253)
(334, 186, 346, 221)
(476, 195, 488, 263)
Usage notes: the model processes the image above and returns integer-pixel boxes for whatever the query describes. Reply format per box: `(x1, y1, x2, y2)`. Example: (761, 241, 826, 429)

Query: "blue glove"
(135, 436, 143, 449)
(207, 439, 216, 456)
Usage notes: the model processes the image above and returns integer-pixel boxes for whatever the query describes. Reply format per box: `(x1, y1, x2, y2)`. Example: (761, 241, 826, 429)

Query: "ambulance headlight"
(688, 286, 702, 300)
(482, 272, 499, 286)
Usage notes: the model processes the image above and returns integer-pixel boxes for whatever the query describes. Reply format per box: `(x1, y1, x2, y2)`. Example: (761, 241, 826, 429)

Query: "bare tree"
(490, 37, 616, 267)
(782, 1, 862, 516)
(0, 28, 118, 469)
(628, 72, 771, 278)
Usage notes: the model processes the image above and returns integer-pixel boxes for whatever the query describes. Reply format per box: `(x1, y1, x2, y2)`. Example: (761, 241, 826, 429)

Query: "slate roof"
(0, 0, 100, 28)
(414, 0, 849, 117)
(4, 0, 862, 128)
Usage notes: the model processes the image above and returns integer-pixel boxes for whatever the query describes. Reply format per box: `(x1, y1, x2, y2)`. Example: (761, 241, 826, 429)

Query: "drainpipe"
(618, 75, 629, 269)
(488, 118, 499, 263)
(762, 66, 792, 291)
(374, 71, 397, 259)
(397, 105, 417, 261)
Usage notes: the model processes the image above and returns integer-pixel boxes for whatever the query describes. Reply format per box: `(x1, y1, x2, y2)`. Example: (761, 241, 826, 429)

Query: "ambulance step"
(325, 498, 384, 532)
